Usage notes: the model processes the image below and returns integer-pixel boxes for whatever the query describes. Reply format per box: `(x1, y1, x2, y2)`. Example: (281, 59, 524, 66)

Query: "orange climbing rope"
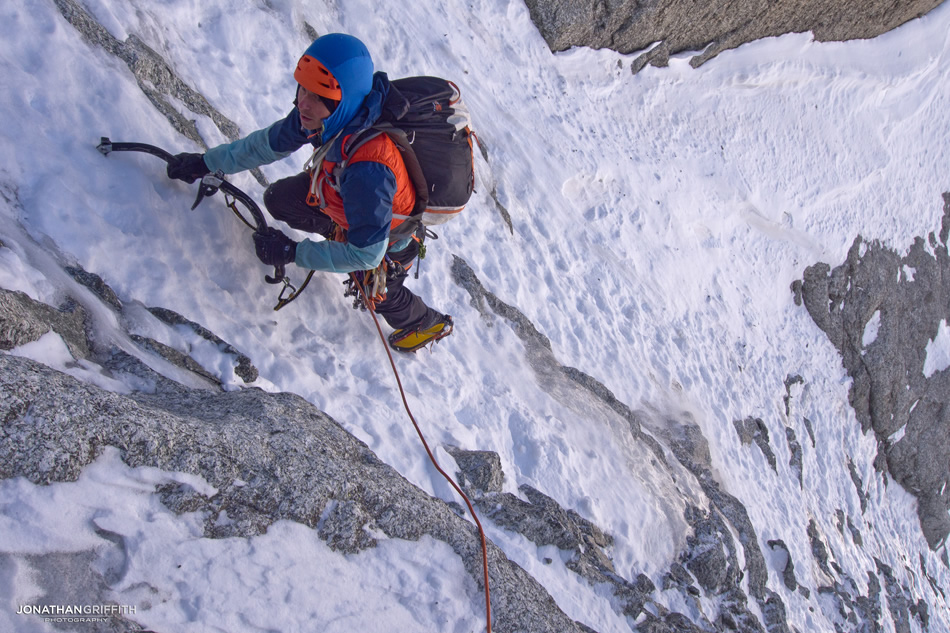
(352, 273, 493, 632)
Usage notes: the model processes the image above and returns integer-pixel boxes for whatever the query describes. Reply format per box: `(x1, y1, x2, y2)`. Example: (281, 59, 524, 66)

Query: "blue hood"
(299, 33, 375, 143)
(320, 72, 392, 158)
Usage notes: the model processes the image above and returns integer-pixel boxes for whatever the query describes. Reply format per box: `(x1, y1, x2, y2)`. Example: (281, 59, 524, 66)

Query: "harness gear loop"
(351, 274, 492, 632)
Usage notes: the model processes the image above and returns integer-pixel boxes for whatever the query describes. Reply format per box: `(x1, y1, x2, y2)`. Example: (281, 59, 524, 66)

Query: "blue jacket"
(204, 73, 401, 273)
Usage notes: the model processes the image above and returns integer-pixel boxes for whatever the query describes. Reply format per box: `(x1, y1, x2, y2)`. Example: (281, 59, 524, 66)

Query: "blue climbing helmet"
(294, 33, 374, 142)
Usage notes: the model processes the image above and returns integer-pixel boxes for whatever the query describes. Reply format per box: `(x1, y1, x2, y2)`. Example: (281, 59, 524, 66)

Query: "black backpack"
(337, 76, 476, 243)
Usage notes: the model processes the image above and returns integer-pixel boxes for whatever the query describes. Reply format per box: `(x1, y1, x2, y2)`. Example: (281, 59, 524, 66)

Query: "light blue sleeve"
(293, 237, 388, 273)
(203, 123, 295, 175)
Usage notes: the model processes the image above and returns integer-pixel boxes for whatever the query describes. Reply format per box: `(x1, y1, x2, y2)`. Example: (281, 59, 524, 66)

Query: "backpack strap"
(334, 123, 430, 244)
(303, 130, 342, 208)
(330, 128, 384, 195)
(369, 123, 430, 215)
(377, 123, 430, 243)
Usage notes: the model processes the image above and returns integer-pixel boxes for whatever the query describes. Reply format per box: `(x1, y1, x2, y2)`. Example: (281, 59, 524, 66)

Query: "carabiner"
(273, 270, 314, 311)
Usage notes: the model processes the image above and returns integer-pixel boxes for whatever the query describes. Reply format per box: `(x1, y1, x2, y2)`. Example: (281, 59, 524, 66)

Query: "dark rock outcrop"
(146, 306, 258, 384)
(795, 193, 950, 548)
(0, 352, 588, 633)
(734, 416, 778, 471)
(0, 289, 90, 359)
(523, 0, 945, 71)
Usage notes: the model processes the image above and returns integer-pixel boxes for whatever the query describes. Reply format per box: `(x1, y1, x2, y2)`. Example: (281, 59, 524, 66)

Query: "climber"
(165, 33, 453, 353)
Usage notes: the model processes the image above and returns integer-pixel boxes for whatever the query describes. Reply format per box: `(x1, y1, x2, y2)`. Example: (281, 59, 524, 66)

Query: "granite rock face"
(0, 350, 585, 633)
(522, 0, 946, 71)
(794, 193, 950, 549)
(0, 289, 90, 359)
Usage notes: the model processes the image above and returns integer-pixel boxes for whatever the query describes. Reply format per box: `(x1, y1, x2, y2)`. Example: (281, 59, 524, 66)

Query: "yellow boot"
(388, 315, 454, 353)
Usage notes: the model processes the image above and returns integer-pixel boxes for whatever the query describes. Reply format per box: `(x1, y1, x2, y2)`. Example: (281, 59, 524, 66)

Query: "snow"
(1, 449, 480, 633)
(2, 0, 950, 631)
(6, 331, 134, 394)
(924, 319, 950, 378)
(863, 309, 881, 348)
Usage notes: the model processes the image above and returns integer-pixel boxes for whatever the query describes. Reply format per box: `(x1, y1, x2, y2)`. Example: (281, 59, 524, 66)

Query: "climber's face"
(297, 85, 332, 131)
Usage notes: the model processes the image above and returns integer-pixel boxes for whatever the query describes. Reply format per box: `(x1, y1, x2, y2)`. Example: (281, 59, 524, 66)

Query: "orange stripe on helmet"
(294, 55, 342, 100)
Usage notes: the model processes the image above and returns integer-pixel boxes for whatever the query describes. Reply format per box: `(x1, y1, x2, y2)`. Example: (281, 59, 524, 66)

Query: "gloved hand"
(166, 152, 210, 183)
(254, 227, 297, 267)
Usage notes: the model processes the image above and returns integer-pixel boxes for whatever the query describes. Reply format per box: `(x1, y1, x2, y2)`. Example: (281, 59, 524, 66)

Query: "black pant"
(264, 172, 438, 331)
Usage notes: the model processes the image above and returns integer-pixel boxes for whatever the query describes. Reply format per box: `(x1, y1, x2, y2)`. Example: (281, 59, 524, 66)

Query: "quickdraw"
(96, 137, 307, 311)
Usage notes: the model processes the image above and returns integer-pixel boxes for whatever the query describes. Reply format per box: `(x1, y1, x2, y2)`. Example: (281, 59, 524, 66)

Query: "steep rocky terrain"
(0, 238, 942, 631)
(523, 0, 946, 71)
(794, 193, 950, 550)
(1, 1, 948, 632)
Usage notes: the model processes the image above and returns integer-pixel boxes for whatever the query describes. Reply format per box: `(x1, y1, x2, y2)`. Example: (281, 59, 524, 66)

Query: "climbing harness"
(342, 256, 409, 312)
(96, 138, 308, 311)
(351, 273, 493, 632)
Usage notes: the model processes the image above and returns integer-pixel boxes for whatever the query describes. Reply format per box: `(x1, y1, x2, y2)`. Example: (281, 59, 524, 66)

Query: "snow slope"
(1, 0, 949, 631)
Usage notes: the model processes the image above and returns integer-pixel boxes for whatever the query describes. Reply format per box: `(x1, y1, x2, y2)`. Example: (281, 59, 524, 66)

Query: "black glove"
(166, 152, 210, 183)
(254, 228, 297, 267)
